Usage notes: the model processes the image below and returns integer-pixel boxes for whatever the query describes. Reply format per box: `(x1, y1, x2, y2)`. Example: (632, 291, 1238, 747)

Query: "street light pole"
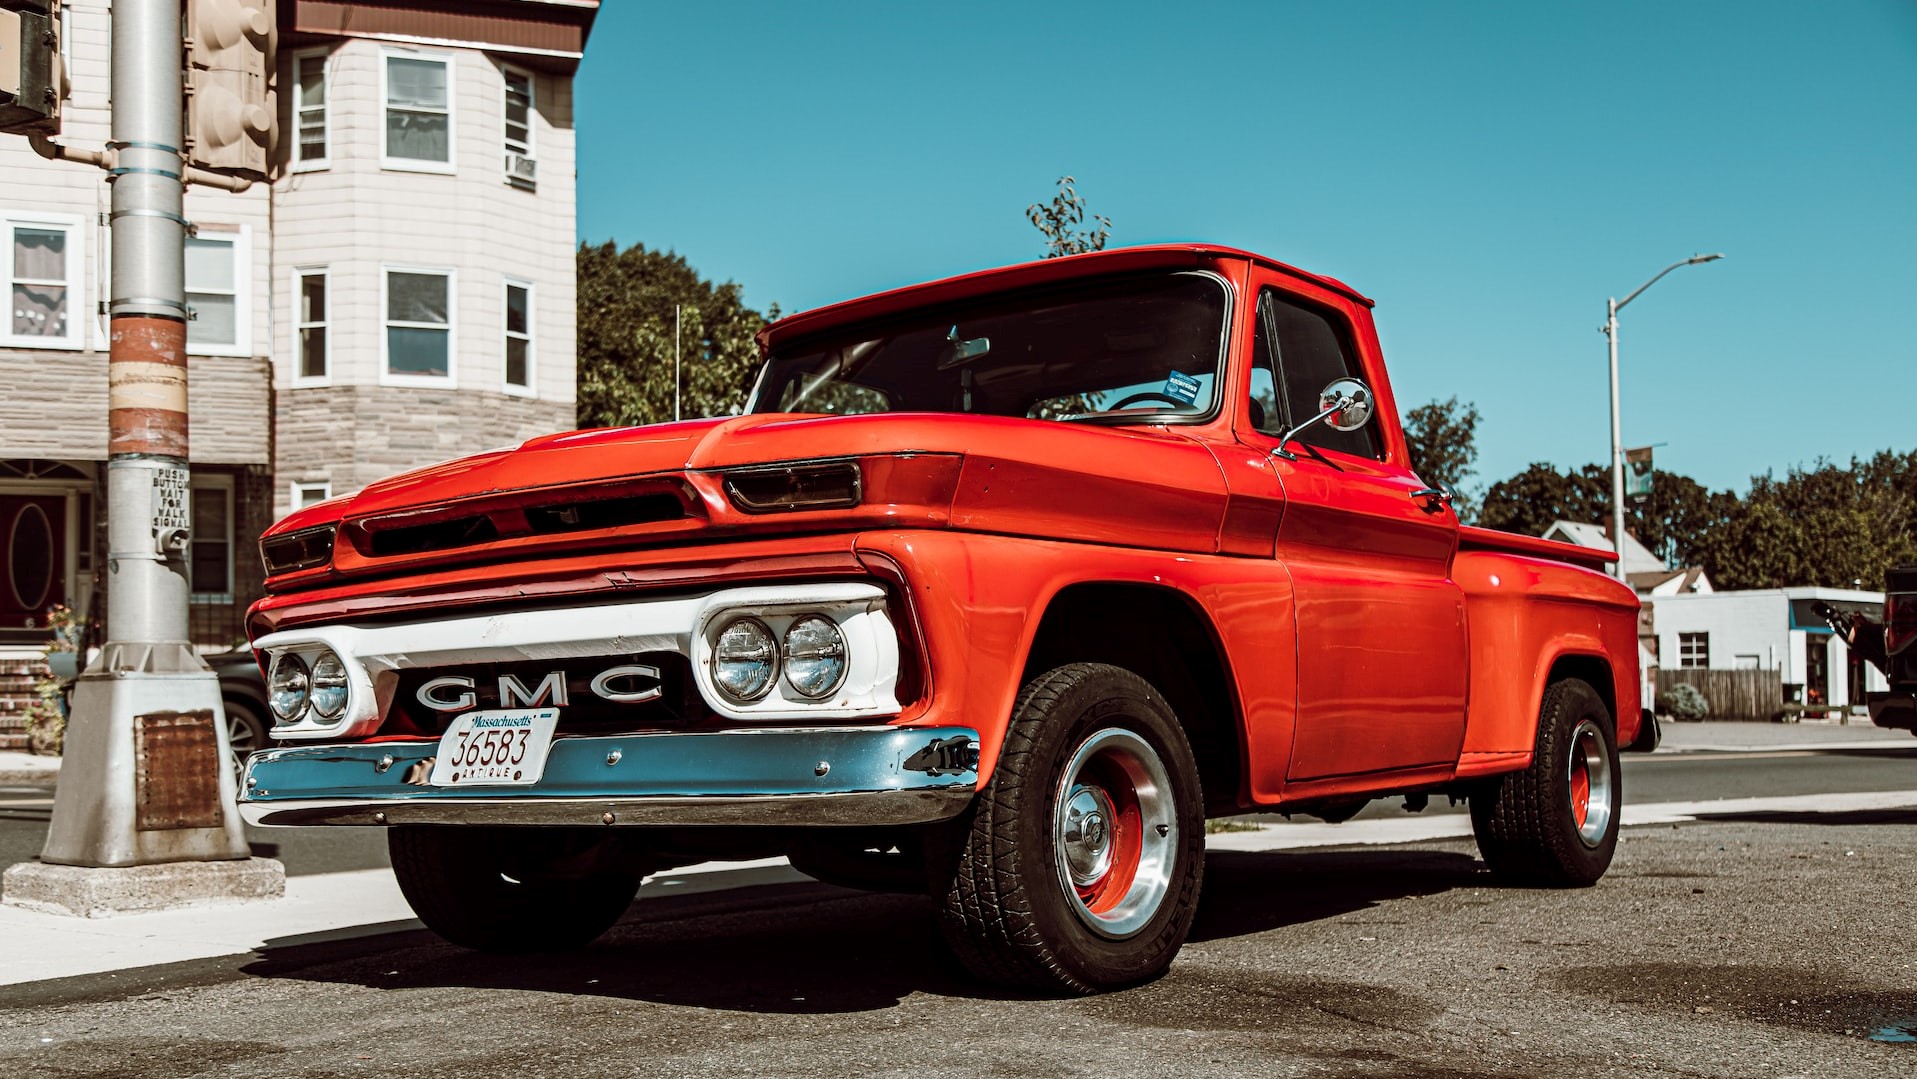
(1601, 253, 1723, 578)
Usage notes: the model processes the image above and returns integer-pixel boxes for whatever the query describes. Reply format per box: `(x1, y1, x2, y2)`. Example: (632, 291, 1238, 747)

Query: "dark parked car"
(201, 649, 271, 764)
(52, 649, 269, 767)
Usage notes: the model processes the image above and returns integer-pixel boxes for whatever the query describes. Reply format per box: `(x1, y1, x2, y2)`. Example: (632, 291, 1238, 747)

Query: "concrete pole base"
(2, 857, 286, 918)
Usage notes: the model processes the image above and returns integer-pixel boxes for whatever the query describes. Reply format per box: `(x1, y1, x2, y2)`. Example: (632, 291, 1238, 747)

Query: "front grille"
(385, 652, 710, 737)
(351, 484, 694, 560)
(369, 514, 499, 557)
(525, 492, 685, 535)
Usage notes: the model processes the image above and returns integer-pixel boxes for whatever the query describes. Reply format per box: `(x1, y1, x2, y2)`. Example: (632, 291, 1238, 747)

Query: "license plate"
(429, 708, 560, 787)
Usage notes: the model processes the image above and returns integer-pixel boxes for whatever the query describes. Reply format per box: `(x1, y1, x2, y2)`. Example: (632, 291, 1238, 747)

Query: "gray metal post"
(35, 0, 250, 869)
(1599, 254, 1723, 583)
(1606, 298, 1625, 580)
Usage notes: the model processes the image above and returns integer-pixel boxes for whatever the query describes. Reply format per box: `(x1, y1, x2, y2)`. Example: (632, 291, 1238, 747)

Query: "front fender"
(856, 530, 1290, 794)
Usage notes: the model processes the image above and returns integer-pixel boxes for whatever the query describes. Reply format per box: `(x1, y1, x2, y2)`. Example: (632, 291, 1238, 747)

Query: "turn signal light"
(261, 523, 337, 576)
(723, 460, 862, 514)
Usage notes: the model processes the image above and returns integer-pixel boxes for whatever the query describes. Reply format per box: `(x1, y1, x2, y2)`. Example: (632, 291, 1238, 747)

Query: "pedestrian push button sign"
(151, 466, 191, 555)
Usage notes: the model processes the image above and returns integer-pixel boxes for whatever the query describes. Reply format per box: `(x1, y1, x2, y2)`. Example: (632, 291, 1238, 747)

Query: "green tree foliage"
(1401, 396, 1482, 521)
(1477, 452, 1917, 590)
(1477, 462, 1608, 539)
(1697, 452, 1917, 590)
(1027, 176, 1111, 258)
(576, 241, 776, 429)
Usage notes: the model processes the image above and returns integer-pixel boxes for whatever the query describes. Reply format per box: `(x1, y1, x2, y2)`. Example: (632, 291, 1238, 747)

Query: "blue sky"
(576, 1, 1916, 495)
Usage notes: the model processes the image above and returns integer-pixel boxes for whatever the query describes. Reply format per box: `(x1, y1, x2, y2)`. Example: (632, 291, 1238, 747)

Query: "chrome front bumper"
(238, 726, 981, 828)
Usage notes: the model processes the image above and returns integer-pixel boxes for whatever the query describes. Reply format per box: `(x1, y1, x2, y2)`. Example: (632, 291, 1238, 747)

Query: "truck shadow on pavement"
(236, 847, 1488, 1015)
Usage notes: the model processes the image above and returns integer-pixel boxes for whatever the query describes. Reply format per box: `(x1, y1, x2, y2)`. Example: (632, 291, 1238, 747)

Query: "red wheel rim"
(1570, 754, 1591, 829)
(1054, 727, 1177, 940)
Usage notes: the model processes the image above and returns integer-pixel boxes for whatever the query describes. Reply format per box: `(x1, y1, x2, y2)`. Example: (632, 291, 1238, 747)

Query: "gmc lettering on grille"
(416, 664, 663, 713)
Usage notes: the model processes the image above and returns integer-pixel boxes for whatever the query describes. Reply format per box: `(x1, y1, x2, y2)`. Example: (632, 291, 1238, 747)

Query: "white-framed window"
(188, 476, 234, 603)
(502, 66, 535, 190)
(291, 48, 330, 170)
(1679, 632, 1710, 669)
(293, 268, 329, 384)
(504, 277, 533, 394)
(3, 211, 85, 350)
(291, 481, 332, 510)
(184, 227, 250, 356)
(382, 49, 454, 172)
(382, 266, 455, 385)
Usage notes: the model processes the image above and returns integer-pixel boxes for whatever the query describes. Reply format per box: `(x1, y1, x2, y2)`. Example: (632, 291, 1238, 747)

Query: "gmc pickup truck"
(239, 245, 1641, 993)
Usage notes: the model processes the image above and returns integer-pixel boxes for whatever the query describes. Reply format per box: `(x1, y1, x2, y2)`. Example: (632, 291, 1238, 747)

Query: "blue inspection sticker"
(1163, 370, 1201, 405)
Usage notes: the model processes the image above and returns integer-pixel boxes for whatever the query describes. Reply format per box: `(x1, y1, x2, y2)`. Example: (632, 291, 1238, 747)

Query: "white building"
(0, 0, 598, 745)
(1649, 588, 1889, 712)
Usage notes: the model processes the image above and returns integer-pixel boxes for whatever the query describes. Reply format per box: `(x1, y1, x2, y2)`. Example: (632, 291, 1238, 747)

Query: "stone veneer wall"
(273, 386, 577, 518)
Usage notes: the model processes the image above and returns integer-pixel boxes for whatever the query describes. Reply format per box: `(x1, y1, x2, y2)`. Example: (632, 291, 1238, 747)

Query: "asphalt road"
(7, 746, 1915, 877)
(2, 746, 1915, 1077)
(3, 808, 1914, 1076)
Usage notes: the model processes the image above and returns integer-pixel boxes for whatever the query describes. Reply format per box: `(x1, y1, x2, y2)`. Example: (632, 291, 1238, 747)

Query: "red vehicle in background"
(238, 246, 1641, 993)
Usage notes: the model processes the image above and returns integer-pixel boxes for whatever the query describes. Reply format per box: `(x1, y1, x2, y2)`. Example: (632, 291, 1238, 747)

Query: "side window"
(1257, 289, 1379, 459)
(1249, 294, 1283, 435)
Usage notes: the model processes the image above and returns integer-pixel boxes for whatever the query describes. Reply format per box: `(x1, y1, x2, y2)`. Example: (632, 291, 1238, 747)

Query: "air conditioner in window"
(505, 151, 537, 189)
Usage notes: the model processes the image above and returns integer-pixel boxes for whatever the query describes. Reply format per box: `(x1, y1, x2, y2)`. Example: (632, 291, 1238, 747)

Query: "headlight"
(309, 649, 349, 718)
(782, 615, 847, 699)
(712, 617, 778, 702)
(267, 653, 311, 723)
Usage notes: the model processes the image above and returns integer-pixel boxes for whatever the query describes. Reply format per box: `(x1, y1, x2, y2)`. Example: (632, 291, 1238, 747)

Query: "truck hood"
(265, 413, 1234, 588)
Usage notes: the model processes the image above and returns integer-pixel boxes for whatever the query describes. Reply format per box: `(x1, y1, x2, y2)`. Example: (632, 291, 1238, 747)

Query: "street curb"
(0, 762, 60, 785)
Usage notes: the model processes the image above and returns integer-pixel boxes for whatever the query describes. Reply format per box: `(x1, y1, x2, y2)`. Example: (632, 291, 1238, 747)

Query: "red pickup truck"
(240, 245, 1641, 993)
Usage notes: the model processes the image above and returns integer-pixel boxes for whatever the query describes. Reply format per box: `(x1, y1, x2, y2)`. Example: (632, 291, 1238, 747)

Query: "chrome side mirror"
(1272, 377, 1375, 460)
(1318, 377, 1373, 432)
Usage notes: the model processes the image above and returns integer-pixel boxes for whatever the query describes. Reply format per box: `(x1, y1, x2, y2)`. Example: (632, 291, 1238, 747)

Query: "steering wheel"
(1108, 391, 1189, 411)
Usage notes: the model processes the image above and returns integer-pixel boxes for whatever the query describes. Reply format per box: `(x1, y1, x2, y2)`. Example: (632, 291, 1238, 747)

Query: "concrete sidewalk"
(1655, 719, 1913, 753)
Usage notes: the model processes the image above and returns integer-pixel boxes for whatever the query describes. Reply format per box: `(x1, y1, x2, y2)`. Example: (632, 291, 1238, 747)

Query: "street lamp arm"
(1615, 253, 1724, 314)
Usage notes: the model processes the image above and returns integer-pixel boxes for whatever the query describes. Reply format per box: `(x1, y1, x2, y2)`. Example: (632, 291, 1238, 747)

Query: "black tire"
(389, 826, 643, 952)
(931, 662, 1205, 994)
(223, 698, 269, 770)
(1470, 677, 1621, 887)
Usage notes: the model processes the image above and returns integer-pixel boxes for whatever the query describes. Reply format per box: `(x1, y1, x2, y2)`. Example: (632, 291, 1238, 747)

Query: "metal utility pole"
(1601, 253, 1723, 579)
(35, 0, 249, 870)
(674, 303, 682, 422)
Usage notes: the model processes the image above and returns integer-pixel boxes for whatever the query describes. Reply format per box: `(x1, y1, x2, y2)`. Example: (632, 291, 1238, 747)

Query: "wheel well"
(1021, 582, 1242, 813)
(1549, 654, 1617, 726)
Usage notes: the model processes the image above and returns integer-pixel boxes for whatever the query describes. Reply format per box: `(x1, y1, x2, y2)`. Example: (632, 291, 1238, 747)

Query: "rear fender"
(1453, 550, 1640, 776)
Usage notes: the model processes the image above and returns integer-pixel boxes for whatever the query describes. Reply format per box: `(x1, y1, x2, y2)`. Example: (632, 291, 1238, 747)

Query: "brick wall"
(274, 385, 574, 517)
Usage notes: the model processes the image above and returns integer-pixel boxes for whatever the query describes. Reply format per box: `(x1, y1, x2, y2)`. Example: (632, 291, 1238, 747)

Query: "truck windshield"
(750, 272, 1229, 423)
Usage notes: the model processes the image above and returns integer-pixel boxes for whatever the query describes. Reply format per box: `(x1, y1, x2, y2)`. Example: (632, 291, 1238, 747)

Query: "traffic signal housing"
(0, 0, 60, 137)
(184, 0, 274, 178)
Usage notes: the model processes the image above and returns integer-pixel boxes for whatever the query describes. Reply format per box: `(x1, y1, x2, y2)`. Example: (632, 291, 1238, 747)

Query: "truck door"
(1244, 282, 1469, 781)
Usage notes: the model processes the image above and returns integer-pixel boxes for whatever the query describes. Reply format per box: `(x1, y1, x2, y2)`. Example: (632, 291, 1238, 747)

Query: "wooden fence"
(1656, 668, 1783, 722)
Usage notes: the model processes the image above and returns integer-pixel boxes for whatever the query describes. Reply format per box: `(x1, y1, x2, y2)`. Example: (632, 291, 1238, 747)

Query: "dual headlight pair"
(267, 648, 351, 726)
(710, 614, 848, 704)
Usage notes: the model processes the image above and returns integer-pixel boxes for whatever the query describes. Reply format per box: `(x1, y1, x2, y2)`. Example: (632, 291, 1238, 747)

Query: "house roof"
(1542, 520, 1668, 575)
(1628, 565, 1710, 595)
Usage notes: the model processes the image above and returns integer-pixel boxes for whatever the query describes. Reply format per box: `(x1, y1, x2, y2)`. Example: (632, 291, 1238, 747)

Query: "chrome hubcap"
(1052, 727, 1177, 940)
(1062, 785, 1118, 887)
(1568, 718, 1614, 847)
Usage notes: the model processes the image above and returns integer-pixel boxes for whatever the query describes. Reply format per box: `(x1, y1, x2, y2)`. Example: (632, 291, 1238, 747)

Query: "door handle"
(1410, 487, 1451, 514)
